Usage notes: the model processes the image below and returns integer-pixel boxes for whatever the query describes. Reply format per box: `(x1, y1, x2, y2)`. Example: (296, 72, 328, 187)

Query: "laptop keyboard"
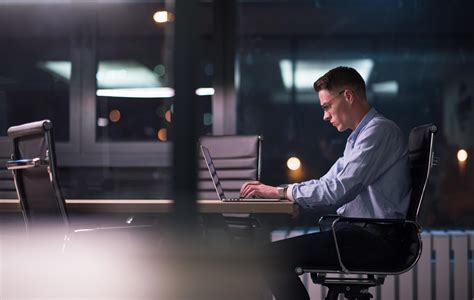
(223, 198, 244, 202)
(222, 197, 280, 202)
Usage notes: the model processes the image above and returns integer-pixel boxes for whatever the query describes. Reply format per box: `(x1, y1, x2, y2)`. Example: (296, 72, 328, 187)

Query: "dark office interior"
(0, 1, 473, 299)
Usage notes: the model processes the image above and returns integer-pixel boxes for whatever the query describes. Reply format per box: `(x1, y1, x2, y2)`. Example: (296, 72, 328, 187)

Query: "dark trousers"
(259, 223, 404, 300)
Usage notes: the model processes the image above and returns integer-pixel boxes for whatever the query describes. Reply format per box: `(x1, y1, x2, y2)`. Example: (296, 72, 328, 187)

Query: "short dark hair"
(313, 66, 366, 95)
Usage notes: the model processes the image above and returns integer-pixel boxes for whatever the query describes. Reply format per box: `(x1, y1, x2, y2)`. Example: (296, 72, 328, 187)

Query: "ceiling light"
(97, 87, 174, 98)
(279, 59, 374, 90)
(196, 88, 215, 96)
(372, 81, 399, 94)
(153, 11, 172, 23)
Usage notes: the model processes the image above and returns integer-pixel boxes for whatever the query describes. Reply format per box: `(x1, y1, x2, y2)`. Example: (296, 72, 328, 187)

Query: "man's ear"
(344, 89, 355, 104)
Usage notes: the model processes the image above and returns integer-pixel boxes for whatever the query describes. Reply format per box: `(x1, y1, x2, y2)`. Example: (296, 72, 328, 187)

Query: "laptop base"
(222, 198, 281, 202)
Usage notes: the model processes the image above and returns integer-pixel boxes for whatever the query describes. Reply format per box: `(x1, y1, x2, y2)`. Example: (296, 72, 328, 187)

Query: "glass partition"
(0, 6, 72, 142)
(95, 4, 213, 143)
(236, 1, 474, 227)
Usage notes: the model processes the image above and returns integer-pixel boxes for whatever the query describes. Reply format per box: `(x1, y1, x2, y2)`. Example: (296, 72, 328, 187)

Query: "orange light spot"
(109, 109, 121, 123)
(157, 128, 167, 141)
(165, 110, 171, 122)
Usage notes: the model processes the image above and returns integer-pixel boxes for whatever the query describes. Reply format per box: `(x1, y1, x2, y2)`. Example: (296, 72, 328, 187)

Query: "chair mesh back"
(198, 135, 261, 199)
(8, 120, 68, 230)
(406, 124, 437, 222)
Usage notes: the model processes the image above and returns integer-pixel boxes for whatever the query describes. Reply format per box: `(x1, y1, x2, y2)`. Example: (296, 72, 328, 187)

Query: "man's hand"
(240, 181, 279, 199)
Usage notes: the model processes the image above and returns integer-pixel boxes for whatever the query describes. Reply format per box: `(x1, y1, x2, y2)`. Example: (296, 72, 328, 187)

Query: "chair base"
(311, 273, 385, 300)
(324, 286, 373, 300)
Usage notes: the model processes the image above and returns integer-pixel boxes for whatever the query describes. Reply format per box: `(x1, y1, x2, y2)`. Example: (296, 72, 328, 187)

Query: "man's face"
(318, 89, 351, 132)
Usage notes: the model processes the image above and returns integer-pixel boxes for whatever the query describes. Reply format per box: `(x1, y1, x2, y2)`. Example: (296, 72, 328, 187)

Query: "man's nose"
(323, 111, 330, 121)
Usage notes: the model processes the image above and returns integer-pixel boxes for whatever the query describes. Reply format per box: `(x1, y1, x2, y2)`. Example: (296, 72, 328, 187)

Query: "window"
(93, 4, 213, 145)
(0, 5, 72, 142)
(236, 1, 474, 227)
(0, 2, 215, 199)
(95, 39, 173, 142)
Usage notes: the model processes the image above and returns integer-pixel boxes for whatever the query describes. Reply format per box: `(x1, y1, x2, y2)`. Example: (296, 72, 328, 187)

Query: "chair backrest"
(406, 124, 437, 222)
(198, 135, 262, 199)
(6, 120, 68, 232)
(0, 139, 17, 199)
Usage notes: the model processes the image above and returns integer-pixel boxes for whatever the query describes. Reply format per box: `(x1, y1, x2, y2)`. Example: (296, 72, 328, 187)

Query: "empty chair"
(198, 135, 262, 199)
(5, 120, 164, 299)
(6, 120, 154, 244)
(199, 135, 263, 243)
(7, 120, 68, 234)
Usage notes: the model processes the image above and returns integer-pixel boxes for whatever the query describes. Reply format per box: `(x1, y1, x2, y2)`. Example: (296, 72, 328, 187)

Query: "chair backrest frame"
(415, 126, 436, 222)
(6, 120, 69, 232)
(407, 124, 437, 223)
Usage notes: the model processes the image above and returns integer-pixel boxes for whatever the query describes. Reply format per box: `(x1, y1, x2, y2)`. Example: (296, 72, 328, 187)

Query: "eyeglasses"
(321, 90, 345, 112)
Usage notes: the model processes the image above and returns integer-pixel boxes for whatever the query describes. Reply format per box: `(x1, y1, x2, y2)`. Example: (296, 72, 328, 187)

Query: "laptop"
(200, 145, 281, 202)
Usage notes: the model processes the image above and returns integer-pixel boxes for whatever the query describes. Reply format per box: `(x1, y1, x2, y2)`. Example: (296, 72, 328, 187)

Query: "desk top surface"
(0, 199, 294, 214)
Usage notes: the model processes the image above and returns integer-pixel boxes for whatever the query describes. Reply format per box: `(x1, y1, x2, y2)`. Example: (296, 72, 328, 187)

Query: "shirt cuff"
(286, 184, 296, 202)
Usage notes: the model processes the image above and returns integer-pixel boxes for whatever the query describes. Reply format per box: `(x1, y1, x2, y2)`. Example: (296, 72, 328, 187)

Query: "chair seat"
(296, 251, 417, 274)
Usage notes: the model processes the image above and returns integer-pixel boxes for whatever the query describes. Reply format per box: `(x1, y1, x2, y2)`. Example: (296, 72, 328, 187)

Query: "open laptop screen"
(200, 145, 226, 200)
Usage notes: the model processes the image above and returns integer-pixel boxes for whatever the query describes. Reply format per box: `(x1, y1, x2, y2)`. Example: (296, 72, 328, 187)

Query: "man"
(240, 66, 411, 300)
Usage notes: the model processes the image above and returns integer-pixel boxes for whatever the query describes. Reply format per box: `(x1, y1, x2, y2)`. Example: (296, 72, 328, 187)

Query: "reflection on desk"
(0, 199, 294, 214)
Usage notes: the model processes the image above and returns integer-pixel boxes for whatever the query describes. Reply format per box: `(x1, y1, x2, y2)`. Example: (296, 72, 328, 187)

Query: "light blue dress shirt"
(289, 108, 411, 219)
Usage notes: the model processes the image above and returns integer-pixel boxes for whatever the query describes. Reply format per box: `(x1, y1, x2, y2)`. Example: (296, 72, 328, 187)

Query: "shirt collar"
(348, 107, 378, 146)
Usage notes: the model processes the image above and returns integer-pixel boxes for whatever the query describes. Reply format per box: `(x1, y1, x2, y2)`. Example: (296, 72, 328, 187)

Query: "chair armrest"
(73, 224, 153, 233)
(330, 216, 406, 224)
(318, 215, 417, 230)
(6, 158, 49, 170)
(318, 214, 339, 231)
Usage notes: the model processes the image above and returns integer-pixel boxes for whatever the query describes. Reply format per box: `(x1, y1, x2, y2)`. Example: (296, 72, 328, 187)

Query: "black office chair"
(5, 120, 154, 246)
(295, 124, 437, 300)
(0, 139, 17, 200)
(199, 135, 263, 243)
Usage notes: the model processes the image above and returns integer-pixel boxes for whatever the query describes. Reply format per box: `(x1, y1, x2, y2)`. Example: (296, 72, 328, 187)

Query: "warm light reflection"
(287, 157, 301, 171)
(165, 110, 172, 123)
(157, 128, 167, 141)
(153, 11, 172, 23)
(109, 109, 121, 123)
(457, 149, 468, 162)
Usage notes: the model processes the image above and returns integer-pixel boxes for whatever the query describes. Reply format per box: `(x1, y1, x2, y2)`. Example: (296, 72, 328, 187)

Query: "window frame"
(0, 2, 237, 168)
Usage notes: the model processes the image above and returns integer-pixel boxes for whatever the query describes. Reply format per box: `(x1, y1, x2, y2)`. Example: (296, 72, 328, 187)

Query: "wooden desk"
(0, 199, 20, 213)
(0, 199, 294, 214)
